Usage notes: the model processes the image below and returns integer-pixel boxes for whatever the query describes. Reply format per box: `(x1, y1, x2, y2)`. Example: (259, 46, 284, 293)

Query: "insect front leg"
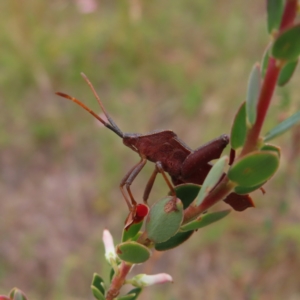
(143, 162, 176, 204)
(180, 134, 229, 185)
(120, 157, 147, 211)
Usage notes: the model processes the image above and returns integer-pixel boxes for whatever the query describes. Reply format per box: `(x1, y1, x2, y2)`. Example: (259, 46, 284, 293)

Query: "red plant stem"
(240, 57, 281, 156)
(240, 0, 298, 156)
(279, 0, 298, 30)
(183, 0, 298, 221)
(183, 176, 234, 223)
(106, 261, 132, 300)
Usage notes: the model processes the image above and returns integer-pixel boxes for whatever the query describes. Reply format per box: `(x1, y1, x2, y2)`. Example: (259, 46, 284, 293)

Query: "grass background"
(1, 1, 300, 299)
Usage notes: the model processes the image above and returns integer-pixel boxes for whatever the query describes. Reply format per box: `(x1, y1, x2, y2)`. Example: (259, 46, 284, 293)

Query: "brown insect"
(56, 73, 253, 215)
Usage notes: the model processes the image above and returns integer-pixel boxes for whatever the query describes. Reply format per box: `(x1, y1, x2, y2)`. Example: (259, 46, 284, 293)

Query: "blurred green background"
(1, 1, 300, 299)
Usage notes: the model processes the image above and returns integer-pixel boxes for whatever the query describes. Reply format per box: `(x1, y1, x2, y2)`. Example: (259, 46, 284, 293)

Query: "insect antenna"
(56, 75, 124, 138)
(81, 73, 124, 138)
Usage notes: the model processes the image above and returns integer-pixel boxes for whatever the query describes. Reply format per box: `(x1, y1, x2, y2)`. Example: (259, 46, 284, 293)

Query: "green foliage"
(277, 60, 298, 86)
(91, 286, 105, 300)
(145, 197, 183, 243)
(267, 0, 284, 33)
(173, 184, 201, 209)
(3, 2, 300, 300)
(122, 220, 144, 242)
(154, 230, 194, 251)
(246, 63, 261, 125)
(264, 111, 300, 141)
(271, 24, 300, 61)
(234, 183, 265, 195)
(228, 151, 279, 187)
(180, 210, 231, 231)
(195, 156, 228, 206)
(116, 242, 151, 264)
(230, 102, 247, 150)
(260, 143, 281, 157)
(91, 273, 105, 295)
(118, 288, 142, 300)
(8, 289, 27, 300)
(261, 46, 270, 78)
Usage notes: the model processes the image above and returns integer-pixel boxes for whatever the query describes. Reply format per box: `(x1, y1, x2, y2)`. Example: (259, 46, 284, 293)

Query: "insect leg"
(143, 162, 176, 204)
(120, 157, 147, 210)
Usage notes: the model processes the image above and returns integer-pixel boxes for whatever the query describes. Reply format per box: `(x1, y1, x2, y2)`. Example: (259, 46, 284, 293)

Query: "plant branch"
(183, 0, 298, 222)
(183, 176, 234, 223)
(106, 261, 132, 300)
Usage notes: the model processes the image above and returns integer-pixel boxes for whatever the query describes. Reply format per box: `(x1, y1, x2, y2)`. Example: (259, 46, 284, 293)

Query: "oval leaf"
(116, 241, 151, 264)
(92, 273, 105, 295)
(264, 111, 300, 142)
(246, 63, 261, 125)
(260, 143, 281, 157)
(125, 288, 142, 300)
(271, 24, 300, 61)
(267, 0, 284, 34)
(172, 184, 201, 209)
(118, 288, 142, 300)
(180, 209, 231, 232)
(155, 230, 194, 251)
(195, 156, 228, 206)
(230, 102, 247, 149)
(91, 286, 105, 300)
(146, 196, 183, 243)
(234, 183, 265, 195)
(122, 219, 144, 242)
(277, 60, 298, 86)
(228, 151, 279, 187)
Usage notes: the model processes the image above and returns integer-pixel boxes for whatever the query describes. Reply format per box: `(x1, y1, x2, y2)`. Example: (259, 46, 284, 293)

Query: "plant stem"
(106, 261, 132, 300)
(183, 0, 298, 221)
(183, 176, 234, 223)
(280, 0, 298, 30)
(240, 0, 297, 156)
(240, 57, 281, 156)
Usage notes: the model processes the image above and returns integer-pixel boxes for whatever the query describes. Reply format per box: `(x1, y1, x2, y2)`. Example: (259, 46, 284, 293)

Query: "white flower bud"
(102, 229, 117, 263)
(130, 273, 173, 287)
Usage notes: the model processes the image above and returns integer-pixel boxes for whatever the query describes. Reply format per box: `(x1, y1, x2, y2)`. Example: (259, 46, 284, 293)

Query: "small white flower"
(129, 273, 173, 287)
(103, 229, 117, 263)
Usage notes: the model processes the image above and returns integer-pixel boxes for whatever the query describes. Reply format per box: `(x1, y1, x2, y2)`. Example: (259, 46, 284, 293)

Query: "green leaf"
(117, 288, 142, 300)
(122, 220, 144, 242)
(173, 184, 201, 209)
(264, 111, 300, 142)
(195, 156, 228, 206)
(9, 289, 27, 300)
(234, 183, 265, 195)
(230, 102, 247, 150)
(92, 273, 105, 295)
(260, 143, 281, 157)
(232, 146, 277, 194)
(180, 210, 231, 232)
(116, 241, 151, 264)
(261, 46, 270, 78)
(228, 151, 279, 187)
(271, 24, 300, 61)
(146, 196, 183, 243)
(277, 60, 298, 86)
(109, 268, 115, 283)
(91, 286, 105, 300)
(246, 63, 261, 125)
(267, 0, 284, 34)
(155, 230, 194, 251)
